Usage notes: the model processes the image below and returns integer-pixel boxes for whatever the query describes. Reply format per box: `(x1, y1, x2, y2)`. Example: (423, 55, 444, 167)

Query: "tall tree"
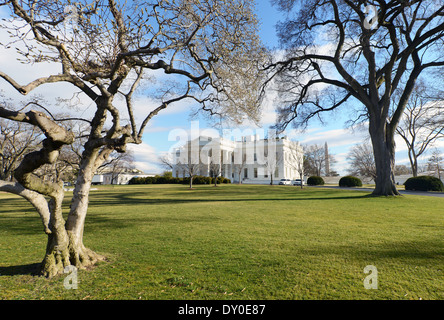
(265, 0, 444, 195)
(0, 0, 264, 277)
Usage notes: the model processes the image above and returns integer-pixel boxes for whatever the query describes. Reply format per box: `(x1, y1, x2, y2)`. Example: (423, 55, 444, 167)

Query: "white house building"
(172, 135, 304, 184)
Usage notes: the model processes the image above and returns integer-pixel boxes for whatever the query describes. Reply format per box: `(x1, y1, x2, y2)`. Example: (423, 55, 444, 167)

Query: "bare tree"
(263, 148, 282, 185)
(0, 0, 264, 277)
(304, 145, 325, 176)
(347, 143, 377, 181)
(265, 0, 444, 196)
(303, 154, 317, 177)
(209, 151, 223, 187)
(159, 153, 175, 171)
(177, 161, 202, 189)
(97, 150, 135, 184)
(396, 82, 444, 176)
(427, 148, 443, 180)
(394, 165, 412, 176)
(201, 138, 223, 186)
(286, 145, 304, 189)
(232, 151, 247, 184)
(0, 116, 40, 181)
(303, 144, 334, 177)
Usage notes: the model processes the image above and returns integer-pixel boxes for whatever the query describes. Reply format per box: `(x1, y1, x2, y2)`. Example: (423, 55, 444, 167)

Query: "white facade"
(92, 172, 155, 185)
(172, 135, 304, 184)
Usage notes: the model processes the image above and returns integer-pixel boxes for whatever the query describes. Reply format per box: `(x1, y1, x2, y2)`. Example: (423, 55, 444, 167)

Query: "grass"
(0, 184, 443, 300)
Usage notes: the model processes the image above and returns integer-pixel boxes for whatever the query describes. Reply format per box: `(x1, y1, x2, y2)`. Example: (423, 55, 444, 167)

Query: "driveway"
(311, 185, 444, 198)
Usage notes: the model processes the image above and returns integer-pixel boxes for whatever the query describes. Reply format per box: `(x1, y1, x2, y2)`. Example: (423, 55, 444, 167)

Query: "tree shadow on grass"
(87, 191, 375, 207)
(0, 263, 41, 276)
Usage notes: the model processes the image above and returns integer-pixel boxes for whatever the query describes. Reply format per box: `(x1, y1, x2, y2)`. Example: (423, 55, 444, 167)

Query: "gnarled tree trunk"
(0, 108, 105, 277)
(40, 195, 71, 278)
(65, 150, 107, 272)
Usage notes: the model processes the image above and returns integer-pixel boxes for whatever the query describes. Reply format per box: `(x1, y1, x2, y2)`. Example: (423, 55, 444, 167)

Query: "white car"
(293, 179, 303, 186)
(278, 179, 292, 185)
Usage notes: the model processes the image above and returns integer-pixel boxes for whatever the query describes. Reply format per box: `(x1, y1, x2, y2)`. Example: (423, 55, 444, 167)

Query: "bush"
(129, 175, 231, 186)
(182, 175, 211, 185)
(307, 176, 324, 186)
(339, 176, 362, 187)
(129, 176, 175, 184)
(404, 176, 443, 192)
(129, 177, 155, 184)
(211, 176, 231, 184)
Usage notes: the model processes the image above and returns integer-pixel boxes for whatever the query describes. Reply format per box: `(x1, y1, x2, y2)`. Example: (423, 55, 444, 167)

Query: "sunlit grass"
(0, 184, 443, 300)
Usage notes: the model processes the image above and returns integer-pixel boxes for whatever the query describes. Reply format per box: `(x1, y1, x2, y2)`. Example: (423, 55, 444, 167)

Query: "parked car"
(293, 179, 303, 186)
(279, 179, 292, 185)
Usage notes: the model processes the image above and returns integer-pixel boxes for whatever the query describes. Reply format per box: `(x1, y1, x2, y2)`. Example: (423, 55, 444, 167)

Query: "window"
(244, 168, 248, 178)
(275, 167, 279, 178)
(254, 168, 258, 178)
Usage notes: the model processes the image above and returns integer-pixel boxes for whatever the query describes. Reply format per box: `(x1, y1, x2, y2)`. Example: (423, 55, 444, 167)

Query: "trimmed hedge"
(129, 175, 231, 185)
(307, 176, 325, 186)
(404, 176, 443, 192)
(339, 176, 362, 187)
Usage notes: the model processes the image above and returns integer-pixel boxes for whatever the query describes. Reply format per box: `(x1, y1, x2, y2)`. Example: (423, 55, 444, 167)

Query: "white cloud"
(257, 89, 279, 126)
(127, 142, 163, 174)
(395, 156, 411, 165)
(299, 127, 368, 148)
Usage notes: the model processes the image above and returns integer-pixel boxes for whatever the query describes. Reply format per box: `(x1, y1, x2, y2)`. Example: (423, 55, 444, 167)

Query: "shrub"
(129, 175, 231, 185)
(307, 176, 324, 185)
(170, 177, 182, 184)
(155, 176, 170, 184)
(129, 177, 155, 184)
(182, 175, 212, 185)
(128, 177, 141, 184)
(211, 176, 231, 184)
(339, 176, 362, 187)
(404, 176, 443, 192)
(194, 175, 212, 184)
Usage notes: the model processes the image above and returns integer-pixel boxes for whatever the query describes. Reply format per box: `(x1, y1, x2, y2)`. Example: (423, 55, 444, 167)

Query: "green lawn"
(0, 184, 443, 300)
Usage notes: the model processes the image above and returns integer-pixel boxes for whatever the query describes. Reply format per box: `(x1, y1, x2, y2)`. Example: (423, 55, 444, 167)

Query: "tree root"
(40, 248, 71, 278)
(40, 245, 105, 278)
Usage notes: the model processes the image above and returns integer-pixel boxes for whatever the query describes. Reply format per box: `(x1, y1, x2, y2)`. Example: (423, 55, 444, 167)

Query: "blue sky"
(134, 1, 371, 174)
(0, 2, 442, 175)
